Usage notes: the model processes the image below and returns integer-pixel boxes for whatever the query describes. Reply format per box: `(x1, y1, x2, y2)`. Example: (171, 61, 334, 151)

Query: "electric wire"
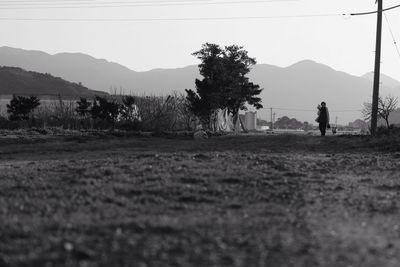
(346, 3, 400, 16)
(384, 12, 400, 60)
(0, 0, 268, 2)
(0, 0, 214, 4)
(9, 0, 243, 1)
(0, 0, 383, 21)
(0, 14, 342, 22)
(0, 0, 296, 3)
(0, 0, 298, 9)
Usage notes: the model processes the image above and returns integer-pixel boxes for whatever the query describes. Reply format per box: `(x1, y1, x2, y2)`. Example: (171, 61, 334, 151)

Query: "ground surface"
(1, 133, 400, 267)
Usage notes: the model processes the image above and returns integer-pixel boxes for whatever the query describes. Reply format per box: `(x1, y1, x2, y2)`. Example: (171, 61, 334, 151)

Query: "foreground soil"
(1, 133, 400, 267)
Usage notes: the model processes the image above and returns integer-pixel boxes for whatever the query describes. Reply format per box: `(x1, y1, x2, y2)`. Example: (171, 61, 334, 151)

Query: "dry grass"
(1, 134, 400, 267)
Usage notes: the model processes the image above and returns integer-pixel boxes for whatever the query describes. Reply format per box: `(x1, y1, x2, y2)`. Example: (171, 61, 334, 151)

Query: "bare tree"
(363, 95, 398, 128)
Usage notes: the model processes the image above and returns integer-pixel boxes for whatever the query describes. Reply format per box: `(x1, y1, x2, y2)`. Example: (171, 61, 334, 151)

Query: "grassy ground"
(1, 133, 400, 267)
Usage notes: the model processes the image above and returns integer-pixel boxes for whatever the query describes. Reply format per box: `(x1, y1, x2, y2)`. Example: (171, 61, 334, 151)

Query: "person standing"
(316, 102, 330, 136)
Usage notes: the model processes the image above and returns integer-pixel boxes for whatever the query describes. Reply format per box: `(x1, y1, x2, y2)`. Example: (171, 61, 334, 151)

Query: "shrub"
(119, 96, 138, 120)
(135, 93, 196, 132)
(35, 97, 79, 129)
(7, 95, 40, 121)
(0, 115, 19, 129)
(91, 96, 120, 128)
(115, 96, 141, 131)
(376, 125, 400, 136)
(76, 97, 92, 118)
(75, 97, 92, 129)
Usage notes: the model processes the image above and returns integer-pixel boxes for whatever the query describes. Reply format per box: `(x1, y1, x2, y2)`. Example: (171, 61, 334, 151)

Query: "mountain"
(362, 72, 400, 90)
(1, 46, 400, 123)
(249, 60, 399, 124)
(0, 66, 106, 97)
(0, 46, 198, 95)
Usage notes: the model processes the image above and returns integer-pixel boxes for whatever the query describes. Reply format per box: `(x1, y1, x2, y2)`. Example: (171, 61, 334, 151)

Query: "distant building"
(244, 111, 257, 131)
(259, 125, 270, 131)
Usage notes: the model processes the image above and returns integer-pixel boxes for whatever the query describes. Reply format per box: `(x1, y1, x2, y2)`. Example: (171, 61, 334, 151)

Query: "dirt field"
(1, 133, 400, 267)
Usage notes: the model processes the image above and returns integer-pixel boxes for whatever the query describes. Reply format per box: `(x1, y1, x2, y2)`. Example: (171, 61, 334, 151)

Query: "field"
(1, 133, 400, 267)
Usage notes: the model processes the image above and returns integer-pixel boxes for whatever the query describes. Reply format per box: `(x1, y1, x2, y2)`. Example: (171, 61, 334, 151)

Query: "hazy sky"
(1, 0, 400, 83)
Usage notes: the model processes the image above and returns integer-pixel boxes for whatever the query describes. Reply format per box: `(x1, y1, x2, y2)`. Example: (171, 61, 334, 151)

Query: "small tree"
(363, 95, 398, 128)
(120, 96, 139, 121)
(76, 97, 92, 118)
(91, 96, 120, 125)
(7, 95, 40, 121)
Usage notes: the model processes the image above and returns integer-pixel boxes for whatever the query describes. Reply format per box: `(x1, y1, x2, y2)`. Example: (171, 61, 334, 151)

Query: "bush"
(376, 125, 400, 136)
(7, 95, 40, 121)
(119, 96, 138, 121)
(35, 97, 79, 129)
(135, 93, 197, 132)
(0, 116, 19, 129)
(76, 97, 92, 117)
(91, 96, 120, 127)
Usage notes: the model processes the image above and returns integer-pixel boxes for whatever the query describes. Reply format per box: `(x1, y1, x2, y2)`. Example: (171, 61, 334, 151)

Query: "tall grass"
(135, 92, 197, 132)
(35, 96, 79, 129)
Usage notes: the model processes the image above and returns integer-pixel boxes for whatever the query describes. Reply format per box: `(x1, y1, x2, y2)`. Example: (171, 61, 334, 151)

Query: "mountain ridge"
(362, 72, 400, 89)
(0, 66, 106, 97)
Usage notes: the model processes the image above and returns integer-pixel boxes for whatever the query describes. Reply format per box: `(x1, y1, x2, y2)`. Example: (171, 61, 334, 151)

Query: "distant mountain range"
(1, 46, 400, 123)
(0, 66, 106, 97)
(0, 46, 198, 96)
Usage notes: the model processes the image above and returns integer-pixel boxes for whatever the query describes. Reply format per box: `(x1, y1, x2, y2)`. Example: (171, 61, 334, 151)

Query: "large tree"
(186, 43, 263, 126)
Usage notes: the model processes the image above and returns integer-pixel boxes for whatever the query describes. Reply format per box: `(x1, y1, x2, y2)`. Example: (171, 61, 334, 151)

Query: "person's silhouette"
(316, 102, 330, 136)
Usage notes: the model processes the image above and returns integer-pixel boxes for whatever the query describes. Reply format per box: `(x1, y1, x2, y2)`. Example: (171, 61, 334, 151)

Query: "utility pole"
(273, 112, 276, 126)
(371, 0, 383, 135)
(270, 107, 273, 130)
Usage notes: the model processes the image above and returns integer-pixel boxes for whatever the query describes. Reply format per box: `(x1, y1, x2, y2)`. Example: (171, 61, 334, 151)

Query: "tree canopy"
(186, 43, 263, 125)
(274, 116, 304, 130)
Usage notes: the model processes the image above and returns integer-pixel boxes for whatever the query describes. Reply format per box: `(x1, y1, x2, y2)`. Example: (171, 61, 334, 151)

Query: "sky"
(0, 0, 399, 82)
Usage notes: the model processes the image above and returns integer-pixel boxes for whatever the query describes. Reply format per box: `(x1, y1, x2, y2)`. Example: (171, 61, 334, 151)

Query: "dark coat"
(318, 107, 329, 124)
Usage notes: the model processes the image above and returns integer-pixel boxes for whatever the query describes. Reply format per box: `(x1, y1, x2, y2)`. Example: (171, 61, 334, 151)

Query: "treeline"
(0, 93, 197, 132)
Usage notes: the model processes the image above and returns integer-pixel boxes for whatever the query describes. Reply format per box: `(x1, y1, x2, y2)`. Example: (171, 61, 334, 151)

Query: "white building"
(244, 111, 257, 131)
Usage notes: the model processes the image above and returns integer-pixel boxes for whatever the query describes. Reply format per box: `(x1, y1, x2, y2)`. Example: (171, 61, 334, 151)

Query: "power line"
(347, 3, 400, 16)
(0, 14, 342, 22)
(0, 0, 299, 9)
(0, 2, 394, 22)
(0, 0, 97, 1)
(0, 0, 250, 2)
(0, 0, 293, 4)
(0, 0, 296, 3)
(0, 0, 217, 4)
(384, 12, 400, 60)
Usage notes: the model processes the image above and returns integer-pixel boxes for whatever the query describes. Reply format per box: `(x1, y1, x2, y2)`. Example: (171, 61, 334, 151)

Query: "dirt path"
(1, 134, 400, 267)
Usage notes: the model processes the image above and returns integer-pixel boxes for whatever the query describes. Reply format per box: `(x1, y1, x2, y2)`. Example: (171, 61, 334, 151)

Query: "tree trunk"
(385, 118, 390, 129)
